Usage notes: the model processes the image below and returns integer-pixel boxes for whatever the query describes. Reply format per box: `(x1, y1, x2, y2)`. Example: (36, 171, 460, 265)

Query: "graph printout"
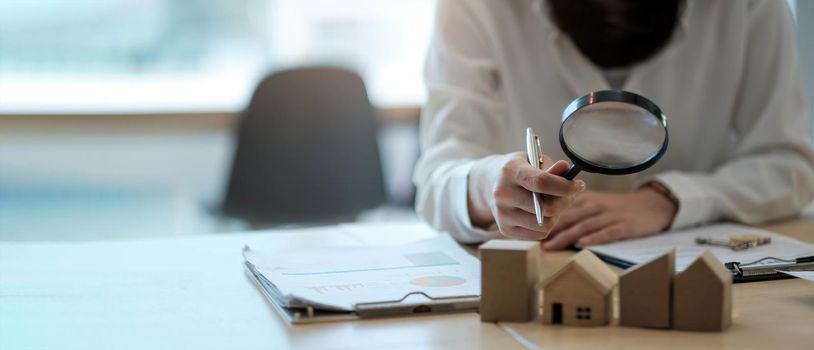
(244, 235, 481, 311)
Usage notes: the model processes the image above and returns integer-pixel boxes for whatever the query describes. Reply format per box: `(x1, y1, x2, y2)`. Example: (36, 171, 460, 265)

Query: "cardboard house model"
(673, 250, 733, 332)
(479, 240, 541, 322)
(541, 250, 618, 326)
(619, 249, 675, 329)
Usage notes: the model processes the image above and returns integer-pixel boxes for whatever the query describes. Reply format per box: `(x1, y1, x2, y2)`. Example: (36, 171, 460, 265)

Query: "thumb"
(545, 160, 586, 194)
(545, 160, 571, 175)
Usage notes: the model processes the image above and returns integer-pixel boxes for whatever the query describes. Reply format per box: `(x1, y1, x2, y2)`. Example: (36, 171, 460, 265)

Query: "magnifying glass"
(558, 90, 668, 180)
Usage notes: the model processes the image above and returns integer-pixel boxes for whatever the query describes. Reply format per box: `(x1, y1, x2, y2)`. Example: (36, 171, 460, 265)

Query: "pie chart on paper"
(410, 275, 466, 287)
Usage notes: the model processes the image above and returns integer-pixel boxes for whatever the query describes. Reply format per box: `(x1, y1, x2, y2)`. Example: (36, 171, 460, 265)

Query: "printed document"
(243, 235, 480, 311)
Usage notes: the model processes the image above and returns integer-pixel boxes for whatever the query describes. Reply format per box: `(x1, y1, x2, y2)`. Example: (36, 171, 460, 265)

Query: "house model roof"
(541, 249, 618, 293)
(681, 250, 731, 282)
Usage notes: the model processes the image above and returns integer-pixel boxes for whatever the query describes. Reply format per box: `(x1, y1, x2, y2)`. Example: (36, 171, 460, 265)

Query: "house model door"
(552, 303, 563, 324)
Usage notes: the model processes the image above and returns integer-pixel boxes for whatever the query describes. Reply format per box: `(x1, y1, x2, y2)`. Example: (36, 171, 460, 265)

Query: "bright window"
(0, 0, 436, 113)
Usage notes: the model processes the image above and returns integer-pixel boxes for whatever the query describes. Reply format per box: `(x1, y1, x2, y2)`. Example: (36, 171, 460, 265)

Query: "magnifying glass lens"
(562, 101, 666, 169)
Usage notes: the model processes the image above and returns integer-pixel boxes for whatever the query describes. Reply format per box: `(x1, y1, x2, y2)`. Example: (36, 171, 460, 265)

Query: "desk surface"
(0, 223, 524, 350)
(1, 220, 813, 350)
(500, 218, 814, 350)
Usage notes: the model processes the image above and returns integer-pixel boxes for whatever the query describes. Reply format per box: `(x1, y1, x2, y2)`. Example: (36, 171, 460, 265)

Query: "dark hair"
(547, 0, 682, 68)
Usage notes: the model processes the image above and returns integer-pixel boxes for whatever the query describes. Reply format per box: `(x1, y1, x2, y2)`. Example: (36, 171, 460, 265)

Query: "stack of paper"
(243, 235, 481, 311)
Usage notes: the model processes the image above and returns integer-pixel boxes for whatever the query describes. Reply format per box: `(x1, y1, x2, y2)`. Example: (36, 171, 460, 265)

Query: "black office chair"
(222, 67, 387, 226)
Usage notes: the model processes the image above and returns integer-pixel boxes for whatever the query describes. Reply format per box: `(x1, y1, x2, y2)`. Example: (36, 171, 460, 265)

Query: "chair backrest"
(223, 67, 386, 225)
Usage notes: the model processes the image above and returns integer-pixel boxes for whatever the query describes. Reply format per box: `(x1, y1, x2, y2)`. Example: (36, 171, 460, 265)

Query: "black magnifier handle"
(562, 163, 581, 180)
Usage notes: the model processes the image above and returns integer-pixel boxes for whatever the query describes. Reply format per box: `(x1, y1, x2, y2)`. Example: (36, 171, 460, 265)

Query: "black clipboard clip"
(725, 255, 814, 282)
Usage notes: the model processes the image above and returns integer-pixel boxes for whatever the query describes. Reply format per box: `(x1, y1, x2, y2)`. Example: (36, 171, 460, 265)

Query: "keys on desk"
(695, 234, 771, 251)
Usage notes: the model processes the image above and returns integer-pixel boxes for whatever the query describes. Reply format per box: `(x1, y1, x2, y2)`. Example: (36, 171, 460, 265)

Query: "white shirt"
(413, 0, 814, 243)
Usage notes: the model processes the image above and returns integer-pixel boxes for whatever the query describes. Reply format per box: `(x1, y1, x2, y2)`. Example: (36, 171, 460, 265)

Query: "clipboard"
(244, 261, 480, 324)
(723, 255, 814, 282)
(585, 223, 814, 283)
(590, 250, 814, 283)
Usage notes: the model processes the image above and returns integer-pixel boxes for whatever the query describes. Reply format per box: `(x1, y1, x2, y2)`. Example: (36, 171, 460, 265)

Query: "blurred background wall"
(0, 0, 431, 240)
(0, 0, 810, 240)
(799, 1, 814, 137)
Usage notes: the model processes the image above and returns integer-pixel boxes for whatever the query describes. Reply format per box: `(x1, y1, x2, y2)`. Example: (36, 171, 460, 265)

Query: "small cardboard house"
(479, 240, 541, 322)
(673, 250, 732, 332)
(541, 250, 618, 326)
(619, 249, 675, 329)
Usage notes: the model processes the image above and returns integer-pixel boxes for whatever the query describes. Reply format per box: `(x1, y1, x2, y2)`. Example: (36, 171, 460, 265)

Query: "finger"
(541, 215, 559, 238)
(514, 163, 582, 196)
(578, 223, 629, 246)
(541, 195, 576, 217)
(546, 160, 586, 195)
(544, 159, 570, 175)
(551, 197, 592, 234)
(547, 161, 587, 194)
(572, 191, 590, 207)
(543, 214, 616, 251)
(493, 185, 535, 214)
(496, 205, 537, 229)
(552, 201, 603, 234)
(496, 203, 557, 231)
(501, 225, 552, 241)
(540, 154, 554, 170)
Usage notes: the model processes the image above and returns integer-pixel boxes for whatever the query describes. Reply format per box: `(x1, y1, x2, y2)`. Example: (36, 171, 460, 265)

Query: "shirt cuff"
(449, 161, 502, 243)
(647, 171, 717, 230)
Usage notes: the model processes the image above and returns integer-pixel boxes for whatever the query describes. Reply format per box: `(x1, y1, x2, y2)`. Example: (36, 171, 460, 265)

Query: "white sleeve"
(652, 1, 814, 229)
(413, 0, 507, 243)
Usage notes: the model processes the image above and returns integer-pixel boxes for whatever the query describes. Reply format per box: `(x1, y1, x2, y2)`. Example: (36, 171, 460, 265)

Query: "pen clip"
(526, 128, 543, 169)
(526, 128, 538, 168)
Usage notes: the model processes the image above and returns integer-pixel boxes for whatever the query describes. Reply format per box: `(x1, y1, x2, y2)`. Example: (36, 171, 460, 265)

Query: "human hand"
(542, 187, 678, 250)
(468, 152, 586, 240)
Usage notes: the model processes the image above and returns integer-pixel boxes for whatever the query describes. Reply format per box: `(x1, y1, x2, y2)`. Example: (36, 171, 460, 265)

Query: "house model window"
(576, 307, 592, 320)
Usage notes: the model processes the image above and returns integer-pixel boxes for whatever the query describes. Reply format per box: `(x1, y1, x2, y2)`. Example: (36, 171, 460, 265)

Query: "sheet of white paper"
(779, 270, 814, 282)
(244, 235, 480, 311)
(589, 224, 814, 271)
(338, 221, 439, 246)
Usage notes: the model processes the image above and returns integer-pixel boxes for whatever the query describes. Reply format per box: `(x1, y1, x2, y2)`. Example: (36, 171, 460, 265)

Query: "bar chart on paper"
(243, 236, 481, 311)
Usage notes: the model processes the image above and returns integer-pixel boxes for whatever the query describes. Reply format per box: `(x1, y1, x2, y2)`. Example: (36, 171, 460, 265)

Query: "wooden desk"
(498, 218, 814, 350)
(2, 220, 812, 350)
(0, 223, 524, 350)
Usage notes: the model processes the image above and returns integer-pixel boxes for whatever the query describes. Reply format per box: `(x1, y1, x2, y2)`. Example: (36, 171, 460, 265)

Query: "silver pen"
(525, 128, 544, 227)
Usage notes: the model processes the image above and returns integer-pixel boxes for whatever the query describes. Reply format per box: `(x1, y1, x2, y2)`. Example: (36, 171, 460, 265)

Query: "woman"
(413, 0, 814, 249)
